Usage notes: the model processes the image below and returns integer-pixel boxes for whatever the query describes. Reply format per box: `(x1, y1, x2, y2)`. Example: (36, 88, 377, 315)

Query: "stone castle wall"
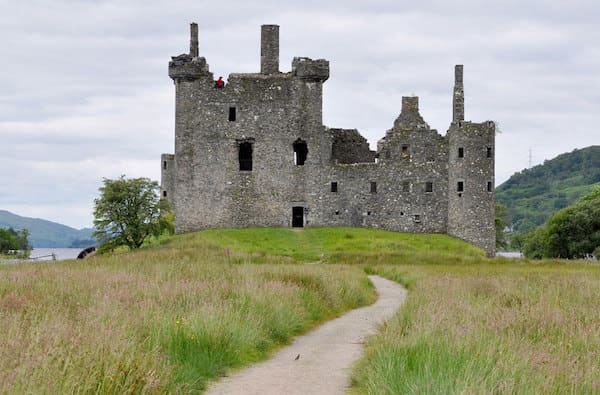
(162, 23, 496, 256)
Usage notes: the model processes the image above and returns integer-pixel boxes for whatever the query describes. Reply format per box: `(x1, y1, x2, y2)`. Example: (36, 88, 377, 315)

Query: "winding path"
(205, 275, 407, 395)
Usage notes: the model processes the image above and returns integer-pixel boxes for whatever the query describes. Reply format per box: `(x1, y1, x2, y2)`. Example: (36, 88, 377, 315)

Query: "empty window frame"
(239, 141, 253, 171)
(293, 139, 308, 166)
(162, 190, 167, 198)
(487, 181, 493, 192)
(486, 146, 493, 158)
(401, 145, 410, 158)
(331, 182, 338, 192)
(162, 161, 167, 170)
(370, 181, 377, 193)
(458, 147, 464, 158)
(457, 181, 464, 192)
(413, 214, 421, 223)
(229, 107, 236, 122)
(425, 182, 433, 193)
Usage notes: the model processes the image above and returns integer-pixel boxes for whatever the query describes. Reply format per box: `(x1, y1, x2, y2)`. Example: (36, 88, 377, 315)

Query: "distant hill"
(0, 210, 95, 248)
(496, 146, 600, 233)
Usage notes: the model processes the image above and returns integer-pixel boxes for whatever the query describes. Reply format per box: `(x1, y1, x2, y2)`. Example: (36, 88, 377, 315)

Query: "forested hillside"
(496, 146, 600, 233)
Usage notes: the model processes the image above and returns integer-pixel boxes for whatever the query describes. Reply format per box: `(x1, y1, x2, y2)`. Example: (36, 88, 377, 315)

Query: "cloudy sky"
(1, 0, 598, 229)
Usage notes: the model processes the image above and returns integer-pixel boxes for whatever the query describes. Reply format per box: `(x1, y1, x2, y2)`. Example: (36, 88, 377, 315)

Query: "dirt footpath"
(205, 275, 407, 395)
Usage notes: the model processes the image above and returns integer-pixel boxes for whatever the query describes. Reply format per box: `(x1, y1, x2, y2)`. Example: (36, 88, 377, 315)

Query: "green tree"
(523, 185, 600, 259)
(495, 203, 511, 250)
(0, 227, 31, 255)
(93, 176, 171, 251)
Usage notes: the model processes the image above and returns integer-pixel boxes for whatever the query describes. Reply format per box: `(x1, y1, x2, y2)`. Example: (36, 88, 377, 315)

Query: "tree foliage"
(496, 146, 600, 233)
(523, 185, 600, 259)
(93, 176, 173, 251)
(495, 203, 511, 250)
(0, 227, 31, 255)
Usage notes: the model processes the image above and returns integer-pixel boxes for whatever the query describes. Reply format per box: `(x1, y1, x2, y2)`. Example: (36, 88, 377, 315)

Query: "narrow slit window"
(239, 142, 253, 171)
(458, 147, 464, 158)
(163, 161, 167, 170)
(229, 107, 236, 122)
(162, 190, 167, 198)
(457, 181, 464, 192)
(370, 182, 377, 193)
(331, 182, 338, 192)
(293, 139, 308, 166)
(487, 181, 493, 192)
(425, 182, 433, 193)
(486, 147, 492, 158)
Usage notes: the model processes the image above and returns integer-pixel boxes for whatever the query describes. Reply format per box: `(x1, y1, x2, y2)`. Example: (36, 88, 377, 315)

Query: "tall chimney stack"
(261, 25, 279, 74)
(453, 65, 464, 123)
(190, 22, 199, 57)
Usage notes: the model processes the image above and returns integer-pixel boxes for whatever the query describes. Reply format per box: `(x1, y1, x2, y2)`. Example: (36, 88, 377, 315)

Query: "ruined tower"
(162, 24, 496, 256)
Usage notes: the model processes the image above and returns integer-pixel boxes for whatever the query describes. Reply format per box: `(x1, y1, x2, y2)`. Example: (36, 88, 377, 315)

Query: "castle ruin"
(161, 23, 496, 256)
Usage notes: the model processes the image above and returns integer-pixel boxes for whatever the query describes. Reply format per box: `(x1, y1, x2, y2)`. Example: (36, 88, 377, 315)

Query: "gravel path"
(205, 275, 407, 395)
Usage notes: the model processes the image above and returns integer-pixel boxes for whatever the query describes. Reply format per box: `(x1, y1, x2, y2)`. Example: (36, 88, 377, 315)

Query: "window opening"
(163, 161, 167, 170)
(458, 147, 464, 158)
(239, 142, 253, 171)
(401, 145, 410, 158)
(402, 181, 410, 193)
(425, 182, 433, 193)
(335, 210, 339, 215)
(162, 190, 167, 198)
(367, 211, 371, 216)
(457, 181, 464, 192)
(229, 107, 236, 122)
(487, 181, 493, 192)
(293, 139, 308, 166)
(292, 206, 304, 227)
(370, 182, 377, 193)
(331, 182, 338, 192)
(414, 214, 421, 223)
(486, 147, 492, 158)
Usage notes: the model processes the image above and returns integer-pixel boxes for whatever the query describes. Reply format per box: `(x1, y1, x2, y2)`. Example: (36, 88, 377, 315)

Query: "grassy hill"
(1, 228, 597, 393)
(0, 210, 94, 247)
(496, 146, 600, 233)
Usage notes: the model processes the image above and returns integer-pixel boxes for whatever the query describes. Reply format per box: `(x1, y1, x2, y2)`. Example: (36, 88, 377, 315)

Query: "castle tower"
(447, 66, 495, 256)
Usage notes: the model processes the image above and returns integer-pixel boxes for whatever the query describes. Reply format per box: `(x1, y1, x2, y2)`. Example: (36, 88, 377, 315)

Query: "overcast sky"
(1, 0, 598, 229)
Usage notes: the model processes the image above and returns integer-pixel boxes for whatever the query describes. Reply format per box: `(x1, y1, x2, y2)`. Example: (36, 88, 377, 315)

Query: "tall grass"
(353, 261, 600, 394)
(0, 232, 376, 393)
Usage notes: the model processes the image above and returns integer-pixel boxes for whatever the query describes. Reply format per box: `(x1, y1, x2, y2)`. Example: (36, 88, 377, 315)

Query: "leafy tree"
(0, 227, 31, 255)
(93, 176, 172, 251)
(523, 185, 600, 259)
(495, 203, 511, 250)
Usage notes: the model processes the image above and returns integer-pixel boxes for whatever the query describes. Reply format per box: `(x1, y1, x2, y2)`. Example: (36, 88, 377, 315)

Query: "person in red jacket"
(215, 76, 225, 88)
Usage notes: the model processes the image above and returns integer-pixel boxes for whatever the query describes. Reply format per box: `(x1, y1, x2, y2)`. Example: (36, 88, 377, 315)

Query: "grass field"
(1, 227, 598, 393)
(354, 262, 600, 394)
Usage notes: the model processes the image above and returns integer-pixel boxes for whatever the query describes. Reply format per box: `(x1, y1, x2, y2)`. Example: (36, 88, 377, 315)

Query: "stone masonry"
(161, 23, 496, 256)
